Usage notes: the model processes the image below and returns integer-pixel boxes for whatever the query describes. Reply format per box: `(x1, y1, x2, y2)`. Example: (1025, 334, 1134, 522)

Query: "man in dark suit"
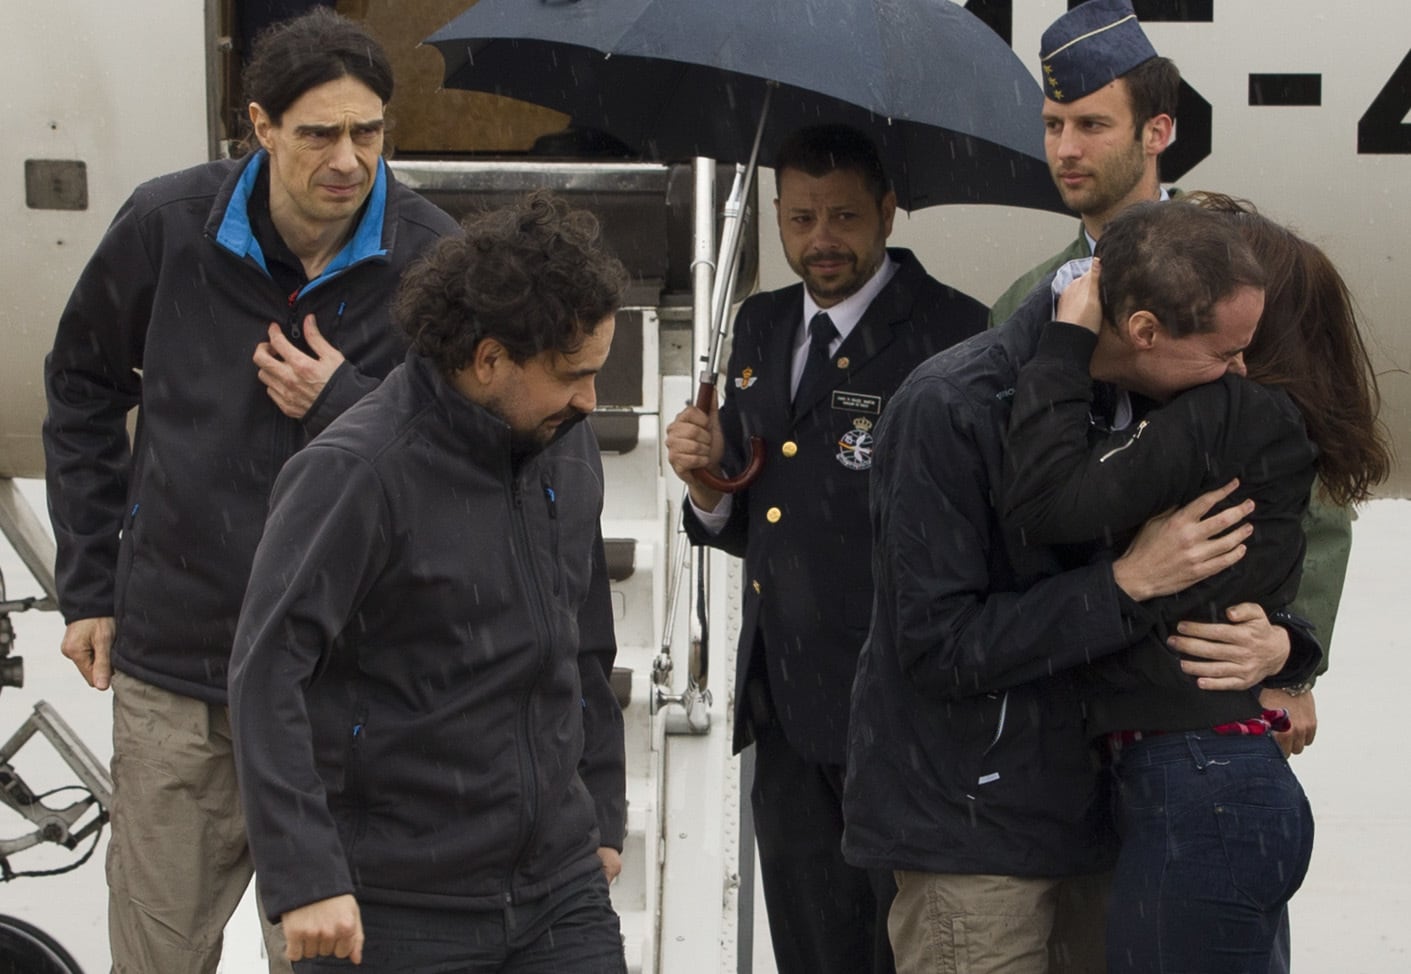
(665, 124, 987, 974)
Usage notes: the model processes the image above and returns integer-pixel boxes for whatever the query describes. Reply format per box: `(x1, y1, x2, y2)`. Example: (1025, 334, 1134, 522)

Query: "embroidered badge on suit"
(837, 417, 875, 471)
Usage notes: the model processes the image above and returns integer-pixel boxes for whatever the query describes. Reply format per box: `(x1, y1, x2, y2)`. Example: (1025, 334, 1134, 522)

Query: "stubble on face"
(1053, 135, 1147, 221)
(506, 405, 581, 453)
(484, 317, 615, 453)
(1043, 80, 1155, 231)
(484, 367, 580, 454)
(776, 168, 894, 308)
(257, 75, 386, 236)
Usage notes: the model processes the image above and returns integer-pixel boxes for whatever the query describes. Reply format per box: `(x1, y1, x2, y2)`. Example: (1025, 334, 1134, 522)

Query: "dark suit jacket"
(684, 248, 987, 765)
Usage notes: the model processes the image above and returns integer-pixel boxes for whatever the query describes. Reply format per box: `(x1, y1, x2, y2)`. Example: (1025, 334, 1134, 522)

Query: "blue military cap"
(1040, 0, 1157, 103)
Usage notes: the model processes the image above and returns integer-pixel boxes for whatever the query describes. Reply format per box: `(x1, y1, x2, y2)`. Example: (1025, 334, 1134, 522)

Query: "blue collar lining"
(214, 152, 391, 294)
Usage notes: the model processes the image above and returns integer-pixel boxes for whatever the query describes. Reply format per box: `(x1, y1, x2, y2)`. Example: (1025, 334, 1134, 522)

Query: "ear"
(1125, 310, 1162, 349)
(470, 337, 507, 384)
(880, 189, 898, 238)
(1145, 113, 1174, 156)
(249, 103, 274, 150)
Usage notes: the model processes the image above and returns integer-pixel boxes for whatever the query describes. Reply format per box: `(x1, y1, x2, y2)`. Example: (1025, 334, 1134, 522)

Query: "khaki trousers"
(889, 870, 1110, 974)
(107, 670, 291, 974)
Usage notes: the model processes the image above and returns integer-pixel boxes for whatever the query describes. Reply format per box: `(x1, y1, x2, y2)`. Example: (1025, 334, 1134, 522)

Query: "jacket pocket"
(112, 500, 141, 619)
(916, 691, 1004, 800)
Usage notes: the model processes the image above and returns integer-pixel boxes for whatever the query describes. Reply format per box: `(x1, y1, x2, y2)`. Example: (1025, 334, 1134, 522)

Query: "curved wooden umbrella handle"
(691, 378, 764, 494)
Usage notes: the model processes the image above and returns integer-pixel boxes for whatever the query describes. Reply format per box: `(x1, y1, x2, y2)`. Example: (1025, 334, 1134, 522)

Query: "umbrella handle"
(692, 377, 764, 494)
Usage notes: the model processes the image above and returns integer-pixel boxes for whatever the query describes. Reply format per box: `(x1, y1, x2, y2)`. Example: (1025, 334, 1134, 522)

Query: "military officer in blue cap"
(989, 0, 1179, 326)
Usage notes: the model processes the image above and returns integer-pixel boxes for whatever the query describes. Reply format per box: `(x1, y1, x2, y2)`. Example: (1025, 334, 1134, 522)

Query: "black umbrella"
(428, 0, 1059, 485)
(426, 0, 1058, 714)
(426, 0, 1059, 214)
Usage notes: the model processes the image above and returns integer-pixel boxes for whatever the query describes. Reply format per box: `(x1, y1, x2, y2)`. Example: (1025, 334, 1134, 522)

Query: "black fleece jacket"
(230, 352, 626, 919)
(44, 153, 456, 702)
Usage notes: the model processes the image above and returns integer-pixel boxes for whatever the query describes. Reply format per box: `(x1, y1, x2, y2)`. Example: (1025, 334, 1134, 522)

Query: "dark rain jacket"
(1002, 322, 1318, 735)
(683, 249, 987, 765)
(43, 152, 457, 703)
(843, 303, 1147, 878)
(229, 352, 626, 920)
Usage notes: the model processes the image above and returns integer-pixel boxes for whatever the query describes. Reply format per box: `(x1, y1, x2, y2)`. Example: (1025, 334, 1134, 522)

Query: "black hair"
(395, 191, 629, 373)
(1122, 56, 1181, 136)
(1095, 201, 1265, 338)
(242, 7, 394, 129)
(774, 124, 890, 204)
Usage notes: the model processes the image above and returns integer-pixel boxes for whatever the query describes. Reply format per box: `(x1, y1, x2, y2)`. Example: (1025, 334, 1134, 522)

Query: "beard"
(508, 427, 551, 456)
(794, 248, 882, 305)
(1054, 138, 1147, 218)
(507, 409, 581, 457)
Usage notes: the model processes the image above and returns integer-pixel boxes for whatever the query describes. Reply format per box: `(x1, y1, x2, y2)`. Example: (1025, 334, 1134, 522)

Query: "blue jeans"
(294, 868, 625, 973)
(1106, 732, 1314, 974)
(1268, 907, 1291, 973)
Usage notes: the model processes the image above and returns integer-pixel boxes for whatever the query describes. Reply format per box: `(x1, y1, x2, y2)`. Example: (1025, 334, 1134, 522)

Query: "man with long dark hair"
(43, 10, 455, 970)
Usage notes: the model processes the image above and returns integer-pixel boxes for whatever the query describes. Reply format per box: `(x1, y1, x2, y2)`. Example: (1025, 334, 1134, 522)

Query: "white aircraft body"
(1, 2, 1407, 970)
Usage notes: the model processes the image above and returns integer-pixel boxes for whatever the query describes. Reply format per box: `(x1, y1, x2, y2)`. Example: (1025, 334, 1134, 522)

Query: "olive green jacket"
(989, 231, 1091, 328)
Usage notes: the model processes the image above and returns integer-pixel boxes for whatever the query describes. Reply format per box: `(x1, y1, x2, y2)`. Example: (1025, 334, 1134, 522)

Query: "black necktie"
(794, 312, 838, 413)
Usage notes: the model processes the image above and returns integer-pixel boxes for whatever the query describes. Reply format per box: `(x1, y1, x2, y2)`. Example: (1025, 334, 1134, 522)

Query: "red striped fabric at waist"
(1108, 708, 1292, 750)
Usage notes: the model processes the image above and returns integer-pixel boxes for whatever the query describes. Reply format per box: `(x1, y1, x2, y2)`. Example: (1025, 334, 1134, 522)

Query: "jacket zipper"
(984, 692, 1009, 756)
(285, 292, 348, 344)
(286, 289, 302, 342)
(267, 294, 303, 475)
(969, 691, 1009, 794)
(504, 471, 553, 903)
(1099, 419, 1149, 462)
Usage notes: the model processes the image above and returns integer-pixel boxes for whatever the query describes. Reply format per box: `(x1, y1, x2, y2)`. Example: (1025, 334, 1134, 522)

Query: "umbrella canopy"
(427, 0, 1063, 212)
